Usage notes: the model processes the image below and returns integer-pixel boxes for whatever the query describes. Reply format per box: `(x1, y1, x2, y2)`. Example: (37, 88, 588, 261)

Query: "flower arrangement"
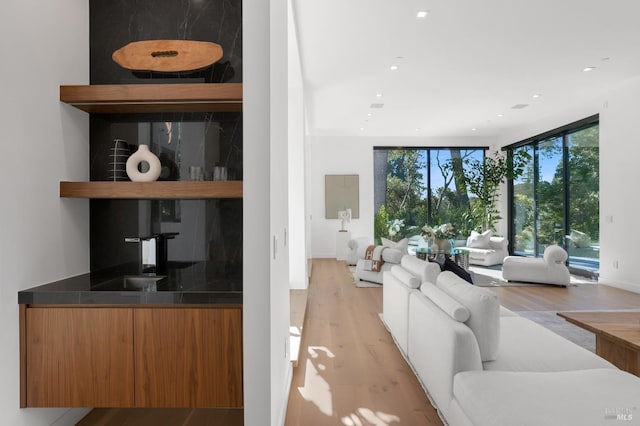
(387, 218, 405, 239)
(421, 223, 456, 241)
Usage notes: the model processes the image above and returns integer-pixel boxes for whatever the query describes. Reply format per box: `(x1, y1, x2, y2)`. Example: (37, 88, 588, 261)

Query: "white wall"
(287, 0, 308, 290)
(0, 1, 90, 425)
(243, 0, 292, 424)
(594, 77, 640, 293)
(308, 136, 494, 258)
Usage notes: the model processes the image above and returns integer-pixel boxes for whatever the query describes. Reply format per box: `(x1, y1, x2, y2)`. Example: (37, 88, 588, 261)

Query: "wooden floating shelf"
(60, 83, 242, 113)
(60, 181, 243, 199)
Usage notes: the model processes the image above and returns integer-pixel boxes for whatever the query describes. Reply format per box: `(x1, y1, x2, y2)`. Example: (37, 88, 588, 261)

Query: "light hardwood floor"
(78, 259, 640, 425)
(284, 259, 640, 426)
(285, 259, 443, 425)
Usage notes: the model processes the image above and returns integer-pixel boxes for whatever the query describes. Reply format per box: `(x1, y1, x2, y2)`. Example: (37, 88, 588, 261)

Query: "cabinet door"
(133, 307, 243, 408)
(24, 307, 134, 407)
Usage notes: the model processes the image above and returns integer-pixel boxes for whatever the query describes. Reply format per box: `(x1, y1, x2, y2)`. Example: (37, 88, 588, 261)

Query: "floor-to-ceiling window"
(373, 147, 486, 247)
(508, 115, 599, 277)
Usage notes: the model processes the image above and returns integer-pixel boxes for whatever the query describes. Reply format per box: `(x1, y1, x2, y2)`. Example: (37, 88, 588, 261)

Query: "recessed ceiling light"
(583, 66, 596, 72)
(390, 65, 399, 71)
(415, 128, 420, 131)
(497, 114, 504, 118)
(471, 128, 477, 131)
(359, 127, 365, 131)
(416, 10, 428, 18)
(532, 93, 541, 99)
(375, 93, 383, 98)
(367, 113, 372, 117)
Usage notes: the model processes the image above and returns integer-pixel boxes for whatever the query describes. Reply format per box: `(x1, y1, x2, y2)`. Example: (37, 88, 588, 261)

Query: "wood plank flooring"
(285, 259, 442, 425)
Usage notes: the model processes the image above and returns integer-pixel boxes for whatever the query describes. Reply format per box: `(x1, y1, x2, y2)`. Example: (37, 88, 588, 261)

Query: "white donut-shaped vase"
(126, 144, 161, 182)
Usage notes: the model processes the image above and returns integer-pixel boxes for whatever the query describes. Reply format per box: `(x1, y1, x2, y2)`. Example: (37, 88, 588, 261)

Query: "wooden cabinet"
(134, 308, 243, 407)
(22, 306, 135, 407)
(20, 305, 242, 408)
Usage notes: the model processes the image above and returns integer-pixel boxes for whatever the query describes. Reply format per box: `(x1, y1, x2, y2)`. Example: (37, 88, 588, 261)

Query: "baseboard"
(277, 362, 293, 426)
(600, 280, 640, 294)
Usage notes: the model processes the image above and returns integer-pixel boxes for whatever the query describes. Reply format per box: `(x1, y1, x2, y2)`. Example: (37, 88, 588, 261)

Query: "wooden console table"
(557, 311, 640, 376)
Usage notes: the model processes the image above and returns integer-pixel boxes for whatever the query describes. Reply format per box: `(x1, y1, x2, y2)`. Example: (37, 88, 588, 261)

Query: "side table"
(336, 230, 351, 261)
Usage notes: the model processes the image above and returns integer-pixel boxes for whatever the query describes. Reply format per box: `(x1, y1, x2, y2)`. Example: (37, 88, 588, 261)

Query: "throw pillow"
(467, 230, 492, 249)
(420, 282, 470, 322)
(436, 271, 500, 362)
(381, 237, 409, 254)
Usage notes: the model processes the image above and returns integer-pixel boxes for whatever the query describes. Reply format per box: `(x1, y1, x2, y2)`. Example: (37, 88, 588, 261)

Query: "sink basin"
(94, 275, 167, 292)
(123, 275, 167, 291)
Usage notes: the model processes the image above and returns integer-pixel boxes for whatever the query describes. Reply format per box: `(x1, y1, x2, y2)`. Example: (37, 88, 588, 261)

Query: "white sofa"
(382, 258, 640, 426)
(502, 244, 570, 286)
(458, 230, 508, 266)
(349, 237, 408, 284)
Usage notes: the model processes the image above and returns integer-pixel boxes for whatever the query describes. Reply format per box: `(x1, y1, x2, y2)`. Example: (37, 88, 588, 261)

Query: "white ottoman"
(502, 245, 570, 286)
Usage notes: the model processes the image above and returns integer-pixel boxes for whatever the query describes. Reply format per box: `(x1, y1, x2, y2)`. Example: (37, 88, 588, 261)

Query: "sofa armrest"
(489, 237, 508, 251)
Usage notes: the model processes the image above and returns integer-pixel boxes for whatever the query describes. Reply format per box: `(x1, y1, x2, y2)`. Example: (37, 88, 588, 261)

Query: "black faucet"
(125, 232, 179, 274)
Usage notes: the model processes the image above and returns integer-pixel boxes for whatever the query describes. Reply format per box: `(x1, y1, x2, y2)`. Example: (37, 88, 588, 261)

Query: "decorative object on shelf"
(189, 166, 204, 181)
(109, 139, 131, 181)
(126, 144, 161, 182)
(213, 165, 228, 181)
(338, 208, 352, 232)
(112, 40, 224, 73)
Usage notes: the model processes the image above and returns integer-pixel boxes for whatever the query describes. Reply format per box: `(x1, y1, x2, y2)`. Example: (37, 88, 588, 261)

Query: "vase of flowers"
(421, 223, 456, 252)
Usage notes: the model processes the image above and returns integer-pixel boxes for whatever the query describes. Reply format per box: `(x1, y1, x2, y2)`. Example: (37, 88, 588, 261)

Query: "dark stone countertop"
(18, 262, 242, 305)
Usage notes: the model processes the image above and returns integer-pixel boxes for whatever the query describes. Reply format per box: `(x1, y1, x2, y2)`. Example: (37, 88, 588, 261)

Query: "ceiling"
(291, 0, 640, 138)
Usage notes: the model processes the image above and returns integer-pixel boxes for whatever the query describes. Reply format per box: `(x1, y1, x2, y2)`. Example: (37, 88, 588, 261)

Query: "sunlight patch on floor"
(297, 346, 336, 417)
(341, 408, 401, 425)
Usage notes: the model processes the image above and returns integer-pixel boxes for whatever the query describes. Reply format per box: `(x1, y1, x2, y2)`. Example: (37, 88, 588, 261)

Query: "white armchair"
(502, 245, 570, 286)
(346, 236, 371, 266)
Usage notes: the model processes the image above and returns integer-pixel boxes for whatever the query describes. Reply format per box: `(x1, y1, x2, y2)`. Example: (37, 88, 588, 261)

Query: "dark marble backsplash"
(90, 0, 242, 84)
(89, 113, 242, 182)
(88, 0, 243, 281)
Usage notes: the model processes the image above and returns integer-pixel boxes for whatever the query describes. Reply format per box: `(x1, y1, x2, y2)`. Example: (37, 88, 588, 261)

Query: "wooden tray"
(112, 40, 223, 72)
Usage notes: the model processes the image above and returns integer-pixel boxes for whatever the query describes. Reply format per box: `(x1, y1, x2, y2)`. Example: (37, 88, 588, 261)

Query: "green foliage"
(374, 205, 390, 245)
(455, 150, 531, 231)
(511, 125, 599, 252)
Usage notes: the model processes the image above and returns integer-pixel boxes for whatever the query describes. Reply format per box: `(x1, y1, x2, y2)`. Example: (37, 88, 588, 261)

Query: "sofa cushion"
(420, 282, 470, 322)
(381, 247, 403, 264)
(436, 271, 500, 361)
(467, 230, 492, 249)
(484, 317, 614, 372)
(390, 265, 421, 289)
(401, 255, 440, 283)
(453, 369, 640, 426)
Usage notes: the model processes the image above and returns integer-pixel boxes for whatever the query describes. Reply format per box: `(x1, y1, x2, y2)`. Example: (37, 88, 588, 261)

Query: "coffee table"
(557, 311, 640, 376)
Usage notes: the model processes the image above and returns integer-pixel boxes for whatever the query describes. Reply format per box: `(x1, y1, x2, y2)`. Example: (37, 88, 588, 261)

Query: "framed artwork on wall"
(325, 174, 359, 219)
